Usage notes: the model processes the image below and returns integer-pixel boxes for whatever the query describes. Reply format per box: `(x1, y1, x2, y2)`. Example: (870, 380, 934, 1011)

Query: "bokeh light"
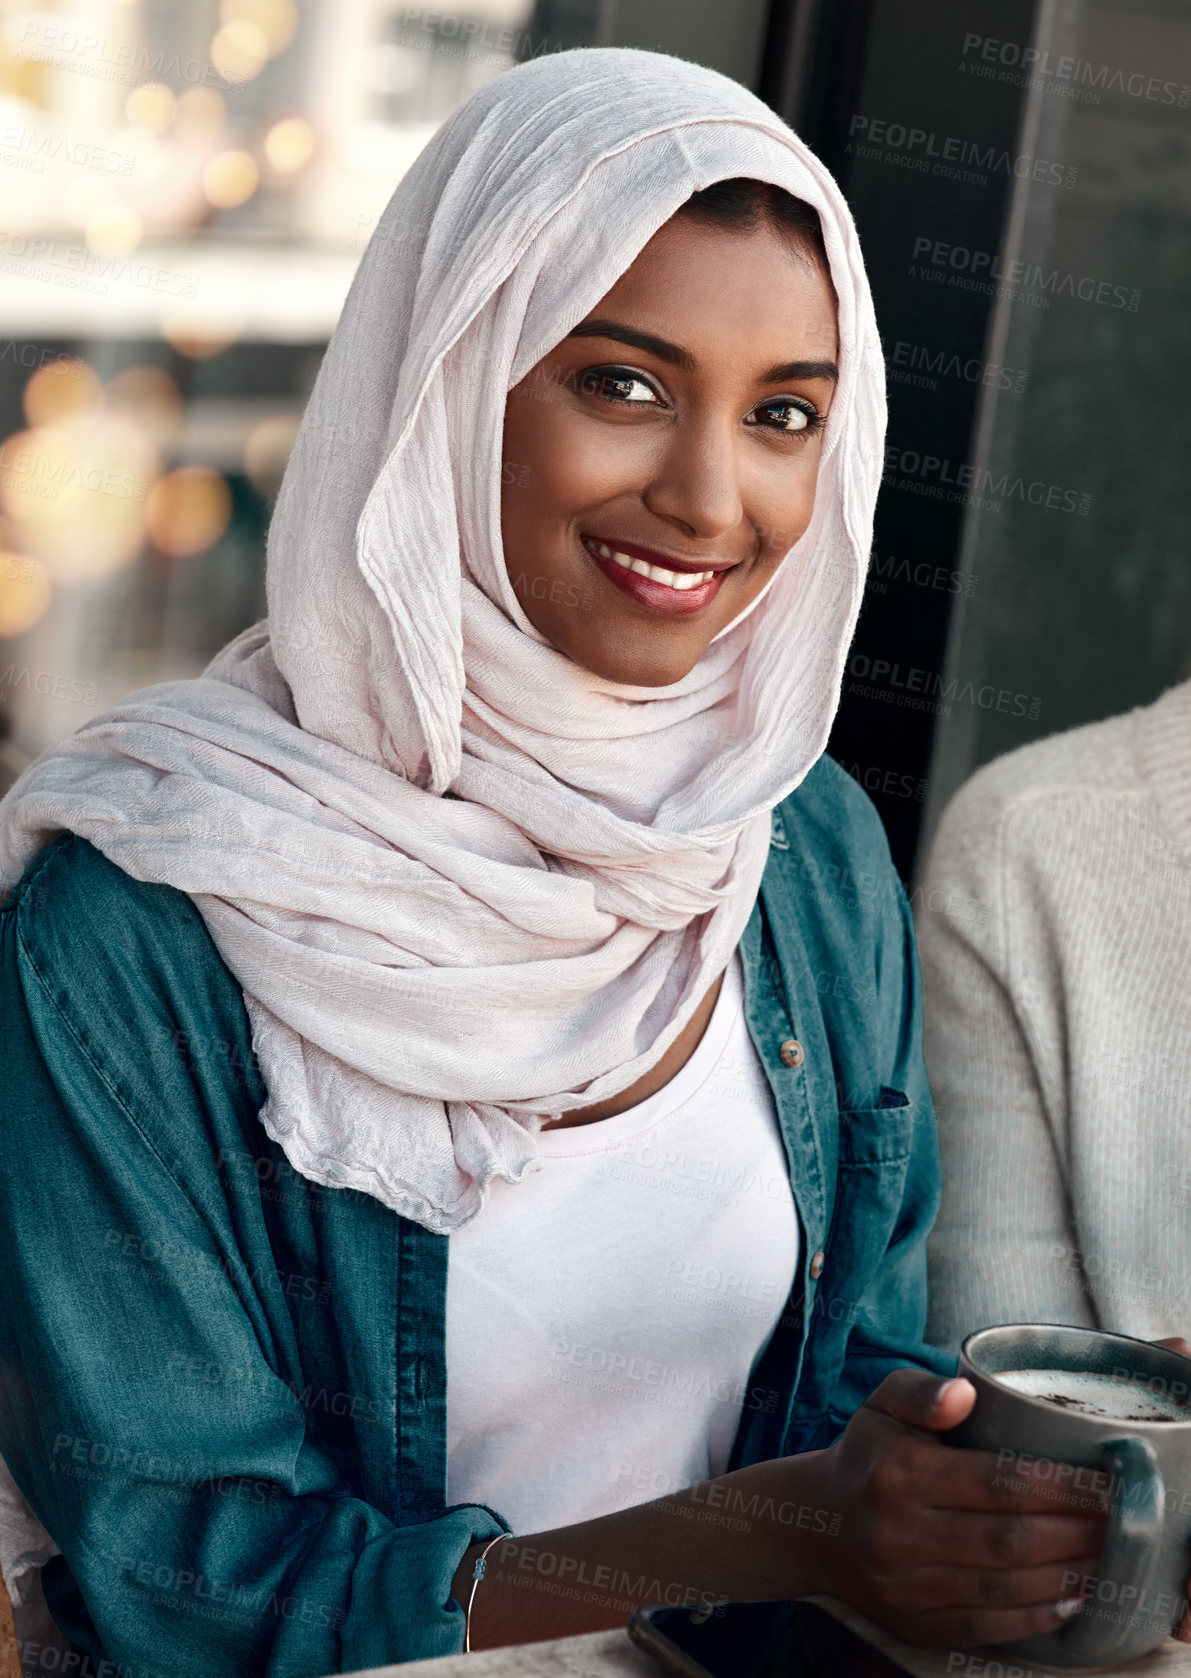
(244, 412, 301, 499)
(159, 312, 242, 359)
(0, 416, 157, 583)
(24, 360, 103, 428)
(221, 0, 298, 55)
(145, 468, 233, 557)
(202, 149, 260, 208)
(124, 82, 176, 133)
(85, 205, 144, 256)
(264, 116, 314, 173)
(104, 367, 184, 449)
(62, 175, 117, 231)
(210, 19, 270, 83)
(175, 88, 227, 137)
(0, 555, 53, 638)
(107, 126, 173, 186)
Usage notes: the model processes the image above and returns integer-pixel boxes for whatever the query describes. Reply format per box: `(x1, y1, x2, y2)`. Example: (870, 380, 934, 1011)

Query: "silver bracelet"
(464, 1533, 507, 1653)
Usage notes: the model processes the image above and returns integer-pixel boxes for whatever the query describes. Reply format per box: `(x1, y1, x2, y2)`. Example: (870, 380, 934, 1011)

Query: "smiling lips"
(580, 534, 737, 613)
(584, 536, 715, 589)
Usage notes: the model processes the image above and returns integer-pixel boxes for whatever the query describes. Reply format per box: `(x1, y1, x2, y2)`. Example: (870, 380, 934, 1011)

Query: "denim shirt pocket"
(833, 1097, 917, 1237)
(800, 1099, 918, 1405)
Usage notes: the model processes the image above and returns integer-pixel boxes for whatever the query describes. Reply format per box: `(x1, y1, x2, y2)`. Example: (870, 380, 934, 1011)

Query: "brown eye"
(749, 398, 824, 437)
(578, 366, 660, 404)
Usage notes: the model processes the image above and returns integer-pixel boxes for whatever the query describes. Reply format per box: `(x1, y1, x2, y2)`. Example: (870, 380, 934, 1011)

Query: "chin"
(568, 639, 704, 686)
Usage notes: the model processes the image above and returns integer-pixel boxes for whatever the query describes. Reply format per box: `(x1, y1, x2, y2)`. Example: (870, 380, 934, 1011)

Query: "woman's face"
(500, 212, 840, 686)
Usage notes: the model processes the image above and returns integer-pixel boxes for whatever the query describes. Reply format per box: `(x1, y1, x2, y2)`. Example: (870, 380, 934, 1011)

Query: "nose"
(640, 411, 744, 542)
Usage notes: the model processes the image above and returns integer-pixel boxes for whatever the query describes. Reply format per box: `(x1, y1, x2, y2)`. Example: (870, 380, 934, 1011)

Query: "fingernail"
(1054, 1599, 1084, 1621)
(933, 1376, 975, 1417)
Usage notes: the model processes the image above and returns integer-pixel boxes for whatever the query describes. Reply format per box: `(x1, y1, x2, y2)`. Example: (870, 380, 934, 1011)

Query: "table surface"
(344, 1597, 1191, 1678)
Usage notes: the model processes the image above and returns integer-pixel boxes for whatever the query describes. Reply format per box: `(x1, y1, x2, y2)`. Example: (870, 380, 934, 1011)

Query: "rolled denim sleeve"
(0, 837, 507, 1677)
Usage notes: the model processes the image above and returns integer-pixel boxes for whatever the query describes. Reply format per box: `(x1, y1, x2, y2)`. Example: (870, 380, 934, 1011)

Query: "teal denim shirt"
(0, 755, 954, 1677)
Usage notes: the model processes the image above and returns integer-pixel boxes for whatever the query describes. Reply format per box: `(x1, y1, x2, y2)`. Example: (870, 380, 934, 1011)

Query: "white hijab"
(0, 47, 884, 1236)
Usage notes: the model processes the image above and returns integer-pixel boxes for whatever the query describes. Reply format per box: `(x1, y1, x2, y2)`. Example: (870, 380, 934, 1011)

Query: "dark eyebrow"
(565, 318, 838, 385)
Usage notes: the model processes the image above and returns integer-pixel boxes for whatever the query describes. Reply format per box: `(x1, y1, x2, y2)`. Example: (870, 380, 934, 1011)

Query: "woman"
(919, 684, 1191, 1349)
(0, 47, 1104, 1675)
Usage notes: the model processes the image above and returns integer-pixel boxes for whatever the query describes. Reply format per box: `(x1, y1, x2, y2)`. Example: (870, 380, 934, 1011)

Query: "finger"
(909, 1511, 1107, 1570)
(914, 1444, 1111, 1515)
(999, 1455, 1112, 1515)
(900, 1595, 1086, 1651)
(1153, 1336, 1191, 1361)
(863, 1369, 976, 1434)
(894, 1555, 1103, 1617)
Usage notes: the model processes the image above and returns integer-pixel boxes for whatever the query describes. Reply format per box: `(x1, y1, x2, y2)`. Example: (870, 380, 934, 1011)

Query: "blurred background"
(0, 0, 1187, 879)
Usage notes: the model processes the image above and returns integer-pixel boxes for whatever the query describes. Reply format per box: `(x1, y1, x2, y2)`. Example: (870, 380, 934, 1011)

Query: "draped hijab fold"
(0, 47, 885, 1234)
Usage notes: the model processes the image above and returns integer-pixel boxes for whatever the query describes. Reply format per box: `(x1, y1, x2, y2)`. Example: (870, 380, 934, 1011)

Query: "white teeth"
(585, 538, 713, 590)
(618, 553, 714, 589)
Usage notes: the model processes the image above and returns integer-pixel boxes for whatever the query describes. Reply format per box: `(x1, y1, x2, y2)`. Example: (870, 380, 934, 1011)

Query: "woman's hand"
(782, 1369, 1108, 1649)
(451, 1369, 1109, 1654)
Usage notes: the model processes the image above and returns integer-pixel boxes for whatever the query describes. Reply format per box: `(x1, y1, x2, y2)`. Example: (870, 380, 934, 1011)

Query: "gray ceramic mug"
(947, 1324, 1191, 1668)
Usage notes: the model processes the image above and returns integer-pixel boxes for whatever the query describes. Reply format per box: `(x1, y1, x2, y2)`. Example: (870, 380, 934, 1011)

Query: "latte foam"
(995, 1367, 1187, 1422)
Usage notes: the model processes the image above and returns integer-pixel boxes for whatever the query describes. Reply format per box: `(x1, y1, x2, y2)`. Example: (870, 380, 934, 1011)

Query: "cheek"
(752, 452, 824, 555)
(503, 403, 577, 524)
(505, 387, 655, 516)
(500, 401, 553, 546)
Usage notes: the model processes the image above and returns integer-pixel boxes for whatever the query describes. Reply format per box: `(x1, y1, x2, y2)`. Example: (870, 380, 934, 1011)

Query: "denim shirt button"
(809, 1250, 825, 1280)
(779, 1038, 804, 1067)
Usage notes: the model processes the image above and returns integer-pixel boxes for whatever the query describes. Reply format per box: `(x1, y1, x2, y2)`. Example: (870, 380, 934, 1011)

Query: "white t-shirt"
(445, 947, 800, 1534)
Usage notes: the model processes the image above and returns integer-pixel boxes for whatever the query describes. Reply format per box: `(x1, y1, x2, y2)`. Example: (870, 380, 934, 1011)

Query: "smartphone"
(627, 1598, 916, 1678)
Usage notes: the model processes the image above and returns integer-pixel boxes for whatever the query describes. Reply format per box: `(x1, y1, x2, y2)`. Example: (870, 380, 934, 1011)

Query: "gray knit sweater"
(917, 678, 1191, 1353)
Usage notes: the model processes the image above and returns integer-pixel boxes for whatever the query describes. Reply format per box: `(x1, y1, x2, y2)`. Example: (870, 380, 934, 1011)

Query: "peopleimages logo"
(886, 338, 1028, 395)
(0, 122, 136, 176)
(867, 548, 975, 597)
(0, 231, 199, 298)
(960, 31, 1191, 107)
(1, 665, 98, 704)
(11, 17, 239, 90)
(845, 653, 1042, 721)
(883, 443, 1091, 516)
(910, 235, 1140, 311)
(0, 435, 149, 502)
(848, 114, 1076, 189)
